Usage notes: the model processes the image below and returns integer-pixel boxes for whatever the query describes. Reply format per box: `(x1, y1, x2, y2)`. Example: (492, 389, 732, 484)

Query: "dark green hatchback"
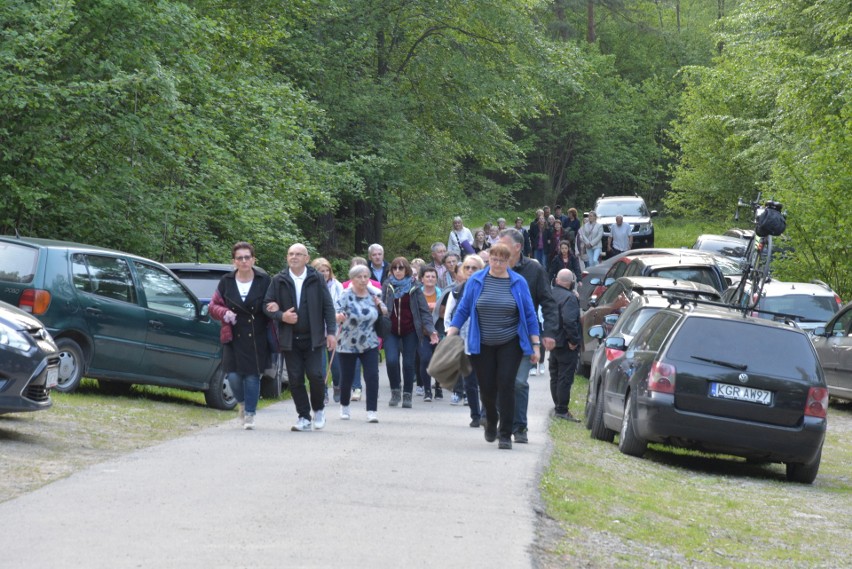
(0, 236, 234, 409)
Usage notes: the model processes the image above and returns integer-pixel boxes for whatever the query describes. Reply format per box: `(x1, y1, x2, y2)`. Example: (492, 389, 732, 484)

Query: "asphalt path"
(0, 360, 555, 569)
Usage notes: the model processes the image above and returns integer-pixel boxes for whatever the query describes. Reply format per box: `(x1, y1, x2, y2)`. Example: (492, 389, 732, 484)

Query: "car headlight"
(0, 322, 32, 353)
(636, 223, 653, 234)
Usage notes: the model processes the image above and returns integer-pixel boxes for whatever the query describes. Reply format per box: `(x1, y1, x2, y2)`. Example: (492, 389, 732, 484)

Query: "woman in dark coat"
(549, 240, 582, 284)
(209, 241, 272, 429)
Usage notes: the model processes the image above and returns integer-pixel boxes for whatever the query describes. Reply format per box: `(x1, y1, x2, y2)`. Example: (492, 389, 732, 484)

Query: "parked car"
(593, 195, 658, 259)
(0, 236, 233, 409)
(0, 300, 59, 414)
(588, 302, 827, 483)
(620, 254, 727, 293)
(722, 279, 841, 333)
(580, 248, 685, 310)
(691, 234, 748, 263)
(723, 228, 755, 240)
(811, 302, 852, 402)
(580, 276, 720, 376)
(166, 262, 287, 399)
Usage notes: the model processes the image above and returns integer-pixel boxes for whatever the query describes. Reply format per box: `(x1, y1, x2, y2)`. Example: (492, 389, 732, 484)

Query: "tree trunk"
(587, 1, 596, 43)
(353, 193, 383, 253)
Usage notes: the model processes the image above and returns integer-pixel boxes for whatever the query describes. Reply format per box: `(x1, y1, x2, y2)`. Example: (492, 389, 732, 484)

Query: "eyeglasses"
(462, 265, 478, 271)
(392, 265, 406, 271)
(234, 255, 253, 261)
(490, 258, 509, 265)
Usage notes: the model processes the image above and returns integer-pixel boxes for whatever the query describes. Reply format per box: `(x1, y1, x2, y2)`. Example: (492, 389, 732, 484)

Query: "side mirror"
(589, 296, 598, 308)
(603, 277, 615, 287)
(604, 314, 619, 326)
(605, 337, 627, 351)
(650, 210, 658, 218)
(589, 278, 601, 286)
(813, 326, 826, 337)
(199, 302, 210, 318)
(589, 325, 606, 340)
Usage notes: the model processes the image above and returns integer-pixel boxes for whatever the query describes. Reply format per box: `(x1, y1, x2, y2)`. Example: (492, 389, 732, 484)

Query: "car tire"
(786, 447, 821, 484)
(55, 338, 86, 393)
(583, 378, 595, 429)
(590, 382, 616, 443)
(204, 367, 237, 410)
(98, 379, 134, 396)
(618, 391, 647, 456)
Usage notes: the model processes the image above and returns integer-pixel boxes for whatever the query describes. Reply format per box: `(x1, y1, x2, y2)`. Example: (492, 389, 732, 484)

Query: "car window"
(595, 200, 648, 218)
(170, 272, 221, 300)
(72, 254, 136, 304)
(621, 307, 663, 337)
(0, 242, 39, 283)
(612, 261, 629, 280)
(135, 263, 197, 318)
(630, 311, 679, 352)
(667, 317, 820, 379)
(758, 294, 838, 323)
(832, 309, 852, 337)
(651, 268, 719, 290)
(598, 282, 625, 305)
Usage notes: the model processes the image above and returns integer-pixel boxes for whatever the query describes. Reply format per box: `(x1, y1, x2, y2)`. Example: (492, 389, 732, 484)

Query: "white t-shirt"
(236, 278, 253, 301)
(610, 222, 632, 251)
(289, 269, 307, 308)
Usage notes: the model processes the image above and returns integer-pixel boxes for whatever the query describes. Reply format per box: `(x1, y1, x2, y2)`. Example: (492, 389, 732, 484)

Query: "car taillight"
(605, 348, 624, 362)
(19, 289, 51, 315)
(648, 360, 676, 394)
(805, 387, 828, 419)
(835, 294, 842, 308)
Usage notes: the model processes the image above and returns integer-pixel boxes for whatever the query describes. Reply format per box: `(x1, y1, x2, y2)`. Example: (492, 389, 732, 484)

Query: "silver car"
(812, 302, 852, 401)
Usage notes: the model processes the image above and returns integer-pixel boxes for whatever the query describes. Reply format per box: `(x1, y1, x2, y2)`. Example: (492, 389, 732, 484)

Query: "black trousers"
(549, 345, 579, 415)
(284, 337, 325, 420)
(470, 339, 523, 439)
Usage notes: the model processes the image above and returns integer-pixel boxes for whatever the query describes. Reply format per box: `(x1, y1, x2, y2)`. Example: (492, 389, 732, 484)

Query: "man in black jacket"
(368, 243, 390, 284)
(499, 229, 558, 443)
(264, 243, 337, 432)
(550, 269, 582, 422)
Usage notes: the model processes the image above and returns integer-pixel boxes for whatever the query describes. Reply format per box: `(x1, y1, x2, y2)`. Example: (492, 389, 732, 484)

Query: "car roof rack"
(663, 294, 809, 325)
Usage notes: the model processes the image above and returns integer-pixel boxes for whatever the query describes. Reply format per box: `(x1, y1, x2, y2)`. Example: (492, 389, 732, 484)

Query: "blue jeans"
(339, 349, 380, 411)
(227, 373, 260, 414)
(587, 246, 602, 267)
(513, 357, 533, 434)
(418, 336, 435, 390)
(384, 331, 418, 393)
(534, 248, 548, 271)
(464, 371, 481, 420)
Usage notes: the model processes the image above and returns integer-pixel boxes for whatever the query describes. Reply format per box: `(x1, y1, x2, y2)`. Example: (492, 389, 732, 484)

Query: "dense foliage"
(2, 1, 847, 297)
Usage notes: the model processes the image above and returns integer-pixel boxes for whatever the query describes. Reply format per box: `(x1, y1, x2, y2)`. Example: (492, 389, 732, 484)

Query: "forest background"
(1, 0, 849, 298)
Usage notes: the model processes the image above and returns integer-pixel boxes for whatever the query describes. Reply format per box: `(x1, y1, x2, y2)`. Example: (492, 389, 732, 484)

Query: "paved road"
(0, 362, 555, 569)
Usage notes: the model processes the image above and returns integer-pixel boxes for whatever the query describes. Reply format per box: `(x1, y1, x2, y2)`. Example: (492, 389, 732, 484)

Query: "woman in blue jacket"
(446, 243, 540, 450)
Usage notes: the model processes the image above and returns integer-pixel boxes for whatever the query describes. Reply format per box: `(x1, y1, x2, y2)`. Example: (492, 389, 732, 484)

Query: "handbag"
(374, 312, 391, 338)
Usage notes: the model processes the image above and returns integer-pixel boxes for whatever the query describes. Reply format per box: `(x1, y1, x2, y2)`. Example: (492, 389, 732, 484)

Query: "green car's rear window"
(0, 242, 39, 283)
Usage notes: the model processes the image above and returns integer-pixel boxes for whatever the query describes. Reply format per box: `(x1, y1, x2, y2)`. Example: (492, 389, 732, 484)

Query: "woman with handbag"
(382, 257, 439, 408)
(335, 265, 388, 422)
(208, 242, 272, 430)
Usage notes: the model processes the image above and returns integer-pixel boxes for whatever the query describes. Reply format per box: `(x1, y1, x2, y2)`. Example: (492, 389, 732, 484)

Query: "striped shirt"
(476, 274, 519, 345)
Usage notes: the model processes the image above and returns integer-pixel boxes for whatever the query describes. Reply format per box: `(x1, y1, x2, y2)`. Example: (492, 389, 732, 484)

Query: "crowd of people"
(210, 206, 592, 450)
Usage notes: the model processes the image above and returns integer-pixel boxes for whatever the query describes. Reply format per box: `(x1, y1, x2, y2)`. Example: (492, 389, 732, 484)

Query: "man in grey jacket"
(550, 270, 582, 422)
(499, 229, 558, 443)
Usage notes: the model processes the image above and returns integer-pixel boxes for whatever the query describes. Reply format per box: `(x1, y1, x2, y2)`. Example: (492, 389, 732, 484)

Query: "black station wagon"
(0, 236, 233, 409)
(589, 301, 827, 483)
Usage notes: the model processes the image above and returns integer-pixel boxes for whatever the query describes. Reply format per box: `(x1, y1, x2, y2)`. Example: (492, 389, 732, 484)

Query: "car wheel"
(617, 391, 647, 457)
(98, 379, 133, 396)
(583, 378, 595, 429)
(786, 447, 821, 484)
(590, 382, 616, 443)
(55, 338, 85, 393)
(204, 367, 237, 410)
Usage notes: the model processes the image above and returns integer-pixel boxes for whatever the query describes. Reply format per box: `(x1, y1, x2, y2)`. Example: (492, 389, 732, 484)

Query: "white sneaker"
(450, 393, 462, 406)
(243, 413, 255, 430)
(366, 411, 378, 423)
(530, 367, 538, 376)
(415, 386, 425, 397)
(340, 406, 350, 420)
(352, 388, 362, 401)
(291, 417, 312, 432)
(539, 364, 545, 374)
(313, 409, 326, 430)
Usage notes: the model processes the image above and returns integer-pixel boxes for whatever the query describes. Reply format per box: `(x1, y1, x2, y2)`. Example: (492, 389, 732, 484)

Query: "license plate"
(46, 367, 59, 389)
(709, 382, 772, 405)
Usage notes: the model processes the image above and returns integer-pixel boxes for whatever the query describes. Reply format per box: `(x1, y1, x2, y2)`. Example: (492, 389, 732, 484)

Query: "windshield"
(651, 268, 721, 291)
(758, 295, 838, 323)
(595, 200, 648, 218)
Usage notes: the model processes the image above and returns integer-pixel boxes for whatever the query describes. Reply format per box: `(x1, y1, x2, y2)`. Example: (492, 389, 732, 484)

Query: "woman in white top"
(447, 216, 475, 256)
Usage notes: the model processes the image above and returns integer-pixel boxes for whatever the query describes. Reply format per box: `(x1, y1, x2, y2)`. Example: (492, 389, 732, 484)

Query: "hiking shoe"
(434, 386, 443, 400)
(352, 388, 362, 402)
(513, 430, 528, 444)
(366, 411, 379, 423)
(243, 413, 255, 430)
(389, 389, 401, 407)
(333, 387, 341, 403)
(402, 393, 413, 408)
(313, 409, 326, 430)
(498, 437, 512, 450)
(340, 406, 350, 420)
(415, 386, 425, 397)
(450, 393, 462, 406)
(423, 391, 433, 402)
(291, 417, 313, 432)
(469, 418, 480, 428)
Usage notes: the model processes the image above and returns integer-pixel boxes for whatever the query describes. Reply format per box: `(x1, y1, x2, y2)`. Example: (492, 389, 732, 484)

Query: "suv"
(811, 301, 852, 402)
(588, 301, 827, 483)
(593, 195, 657, 258)
(621, 254, 726, 293)
(0, 236, 233, 409)
(0, 300, 59, 414)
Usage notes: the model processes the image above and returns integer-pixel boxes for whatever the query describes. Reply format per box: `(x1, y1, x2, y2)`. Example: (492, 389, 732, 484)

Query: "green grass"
(653, 216, 730, 249)
(541, 377, 852, 567)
